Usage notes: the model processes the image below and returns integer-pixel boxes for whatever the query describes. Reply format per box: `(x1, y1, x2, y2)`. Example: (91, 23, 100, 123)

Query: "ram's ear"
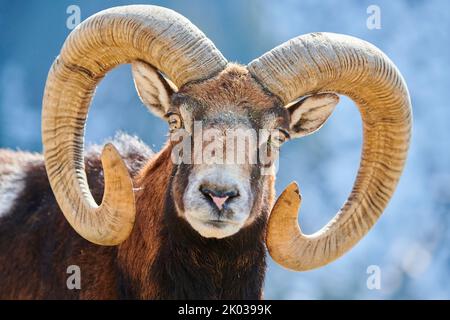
(132, 61, 177, 119)
(286, 93, 339, 138)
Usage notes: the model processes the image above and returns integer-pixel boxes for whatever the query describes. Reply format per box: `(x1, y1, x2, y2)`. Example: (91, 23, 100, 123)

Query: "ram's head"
(42, 5, 411, 271)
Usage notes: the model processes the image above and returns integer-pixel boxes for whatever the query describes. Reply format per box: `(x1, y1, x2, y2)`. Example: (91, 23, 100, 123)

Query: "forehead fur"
(179, 63, 281, 110)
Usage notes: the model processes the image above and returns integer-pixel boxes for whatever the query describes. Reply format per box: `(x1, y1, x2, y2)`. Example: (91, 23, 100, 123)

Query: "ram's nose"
(200, 185, 239, 210)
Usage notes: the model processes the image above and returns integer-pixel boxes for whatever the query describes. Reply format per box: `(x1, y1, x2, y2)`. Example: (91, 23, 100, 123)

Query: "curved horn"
(248, 33, 412, 270)
(42, 5, 227, 245)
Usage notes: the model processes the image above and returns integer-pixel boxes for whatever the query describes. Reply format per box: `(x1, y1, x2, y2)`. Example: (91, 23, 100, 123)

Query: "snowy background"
(1, 0, 449, 299)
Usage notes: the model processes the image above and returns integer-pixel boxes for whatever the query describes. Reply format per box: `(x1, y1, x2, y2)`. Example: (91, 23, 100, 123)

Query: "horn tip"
(286, 181, 301, 198)
(101, 143, 124, 166)
(103, 142, 118, 154)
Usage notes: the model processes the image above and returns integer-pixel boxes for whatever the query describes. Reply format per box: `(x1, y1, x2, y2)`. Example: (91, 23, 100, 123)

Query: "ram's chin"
(184, 213, 243, 239)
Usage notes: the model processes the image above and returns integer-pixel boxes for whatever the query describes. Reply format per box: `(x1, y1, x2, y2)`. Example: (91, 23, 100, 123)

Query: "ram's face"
(168, 71, 290, 238)
(132, 62, 338, 239)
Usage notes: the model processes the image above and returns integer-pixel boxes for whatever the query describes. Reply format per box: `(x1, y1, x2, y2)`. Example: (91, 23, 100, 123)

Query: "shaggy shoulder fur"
(0, 134, 152, 299)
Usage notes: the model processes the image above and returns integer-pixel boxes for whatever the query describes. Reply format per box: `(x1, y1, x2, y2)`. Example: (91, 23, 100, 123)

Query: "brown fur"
(180, 64, 280, 111)
(117, 143, 174, 298)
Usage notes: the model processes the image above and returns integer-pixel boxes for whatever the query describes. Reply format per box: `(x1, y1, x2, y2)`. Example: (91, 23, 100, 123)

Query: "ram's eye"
(269, 129, 289, 148)
(168, 114, 182, 131)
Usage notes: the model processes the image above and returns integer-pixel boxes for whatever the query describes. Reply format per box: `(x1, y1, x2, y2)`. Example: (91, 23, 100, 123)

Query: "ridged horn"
(42, 5, 227, 245)
(248, 32, 412, 270)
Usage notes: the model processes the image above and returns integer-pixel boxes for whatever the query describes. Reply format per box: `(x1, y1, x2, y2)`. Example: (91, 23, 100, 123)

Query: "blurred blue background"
(1, 0, 449, 299)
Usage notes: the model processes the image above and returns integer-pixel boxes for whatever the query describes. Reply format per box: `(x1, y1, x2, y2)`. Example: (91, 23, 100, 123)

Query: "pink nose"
(211, 196, 229, 210)
(199, 185, 239, 210)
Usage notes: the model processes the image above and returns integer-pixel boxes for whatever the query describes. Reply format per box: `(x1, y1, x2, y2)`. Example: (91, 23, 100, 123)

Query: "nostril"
(224, 189, 239, 198)
(199, 186, 214, 198)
